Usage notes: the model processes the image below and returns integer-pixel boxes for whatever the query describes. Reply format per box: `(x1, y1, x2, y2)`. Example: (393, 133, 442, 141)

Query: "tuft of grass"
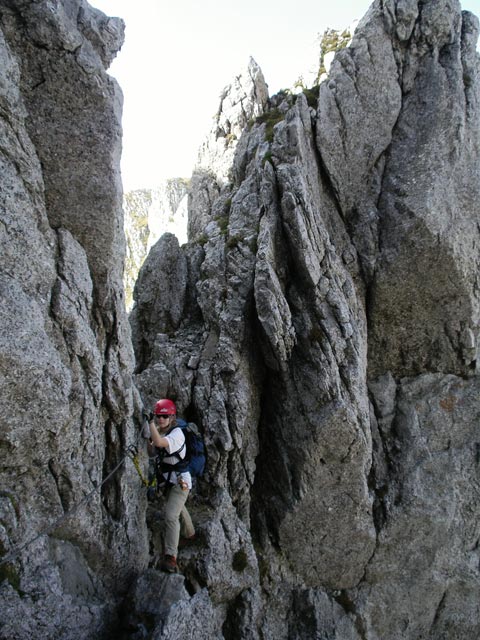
(0, 492, 20, 519)
(256, 108, 285, 142)
(316, 28, 351, 83)
(262, 151, 274, 167)
(227, 235, 242, 249)
(303, 85, 320, 109)
(0, 563, 22, 594)
(216, 215, 229, 236)
(309, 326, 324, 344)
(232, 548, 249, 572)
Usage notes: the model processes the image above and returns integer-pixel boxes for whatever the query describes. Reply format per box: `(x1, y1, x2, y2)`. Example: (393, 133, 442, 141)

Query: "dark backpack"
(157, 420, 206, 479)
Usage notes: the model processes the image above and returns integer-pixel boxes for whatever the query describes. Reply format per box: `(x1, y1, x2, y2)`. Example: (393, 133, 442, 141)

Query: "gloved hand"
(142, 408, 154, 422)
(141, 408, 153, 438)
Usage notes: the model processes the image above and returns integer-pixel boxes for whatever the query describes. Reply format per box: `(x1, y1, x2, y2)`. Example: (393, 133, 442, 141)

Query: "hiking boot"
(160, 554, 178, 573)
(179, 534, 196, 549)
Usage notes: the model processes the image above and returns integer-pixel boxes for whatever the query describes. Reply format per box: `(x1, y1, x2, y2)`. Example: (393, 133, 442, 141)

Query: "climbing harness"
(0, 443, 140, 567)
(156, 421, 205, 478)
(0, 414, 205, 566)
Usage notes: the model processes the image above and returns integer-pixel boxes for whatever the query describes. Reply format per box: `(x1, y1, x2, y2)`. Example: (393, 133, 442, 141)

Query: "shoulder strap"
(157, 426, 185, 461)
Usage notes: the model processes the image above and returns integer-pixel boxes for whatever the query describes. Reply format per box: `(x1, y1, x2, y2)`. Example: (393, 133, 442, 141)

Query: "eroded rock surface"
(0, 1, 147, 638)
(131, 1, 480, 638)
(2, 0, 480, 638)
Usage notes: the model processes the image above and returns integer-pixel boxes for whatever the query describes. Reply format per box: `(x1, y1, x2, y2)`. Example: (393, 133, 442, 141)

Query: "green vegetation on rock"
(256, 108, 285, 142)
(315, 27, 352, 84)
(303, 85, 320, 109)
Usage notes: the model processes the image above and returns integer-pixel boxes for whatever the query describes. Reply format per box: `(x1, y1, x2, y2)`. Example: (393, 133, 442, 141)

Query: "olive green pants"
(164, 484, 195, 557)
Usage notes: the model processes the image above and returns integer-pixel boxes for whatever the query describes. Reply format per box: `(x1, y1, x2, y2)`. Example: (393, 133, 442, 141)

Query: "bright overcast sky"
(89, 0, 480, 191)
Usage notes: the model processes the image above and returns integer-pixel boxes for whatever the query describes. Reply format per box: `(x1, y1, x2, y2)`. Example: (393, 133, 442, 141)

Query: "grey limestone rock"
(129, 233, 189, 372)
(152, 589, 223, 640)
(188, 57, 269, 242)
(362, 373, 480, 638)
(123, 179, 189, 311)
(131, 0, 480, 638)
(0, 1, 147, 638)
(3, 0, 480, 638)
(121, 569, 190, 637)
(196, 56, 269, 187)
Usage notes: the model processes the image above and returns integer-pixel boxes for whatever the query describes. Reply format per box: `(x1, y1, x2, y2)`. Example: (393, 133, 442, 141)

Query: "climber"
(148, 398, 196, 574)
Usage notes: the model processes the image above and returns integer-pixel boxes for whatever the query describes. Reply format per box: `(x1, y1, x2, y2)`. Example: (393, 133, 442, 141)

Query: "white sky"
(89, 0, 480, 191)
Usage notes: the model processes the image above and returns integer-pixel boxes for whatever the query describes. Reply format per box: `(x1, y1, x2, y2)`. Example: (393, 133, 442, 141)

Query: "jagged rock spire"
(187, 57, 269, 241)
(196, 56, 269, 184)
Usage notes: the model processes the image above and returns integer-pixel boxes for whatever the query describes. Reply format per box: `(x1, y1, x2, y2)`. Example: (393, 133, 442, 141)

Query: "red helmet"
(154, 399, 176, 415)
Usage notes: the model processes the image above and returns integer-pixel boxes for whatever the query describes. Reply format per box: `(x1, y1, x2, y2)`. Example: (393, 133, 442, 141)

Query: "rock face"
(131, 1, 480, 638)
(0, 1, 147, 638)
(2, 0, 480, 638)
(123, 179, 189, 310)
